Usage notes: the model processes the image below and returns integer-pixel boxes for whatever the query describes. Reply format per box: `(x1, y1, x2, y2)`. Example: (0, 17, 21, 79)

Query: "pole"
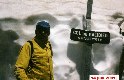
(83, 0, 93, 80)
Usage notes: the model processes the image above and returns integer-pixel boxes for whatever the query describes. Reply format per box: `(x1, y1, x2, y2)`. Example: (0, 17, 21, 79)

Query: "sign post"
(70, 28, 110, 80)
(70, 28, 110, 44)
(70, 0, 110, 80)
(83, 0, 93, 79)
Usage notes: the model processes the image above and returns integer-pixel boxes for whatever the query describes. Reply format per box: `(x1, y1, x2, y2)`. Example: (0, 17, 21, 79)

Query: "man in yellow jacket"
(14, 21, 54, 80)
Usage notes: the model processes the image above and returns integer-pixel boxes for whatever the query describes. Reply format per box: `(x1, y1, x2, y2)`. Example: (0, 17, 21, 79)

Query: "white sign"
(89, 75, 119, 80)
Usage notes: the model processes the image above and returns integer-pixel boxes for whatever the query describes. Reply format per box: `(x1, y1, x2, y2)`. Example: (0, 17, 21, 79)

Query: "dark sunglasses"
(38, 28, 50, 36)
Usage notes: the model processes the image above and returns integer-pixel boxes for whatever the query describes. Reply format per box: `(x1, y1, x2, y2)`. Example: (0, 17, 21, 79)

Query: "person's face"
(36, 27, 50, 41)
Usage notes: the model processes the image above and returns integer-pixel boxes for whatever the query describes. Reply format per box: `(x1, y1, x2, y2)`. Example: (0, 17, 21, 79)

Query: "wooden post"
(83, 0, 93, 80)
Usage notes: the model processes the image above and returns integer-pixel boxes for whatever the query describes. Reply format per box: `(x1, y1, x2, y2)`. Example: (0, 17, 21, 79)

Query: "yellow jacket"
(14, 39, 54, 80)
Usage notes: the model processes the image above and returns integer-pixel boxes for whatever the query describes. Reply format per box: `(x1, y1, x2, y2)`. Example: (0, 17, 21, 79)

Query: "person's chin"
(42, 37, 48, 42)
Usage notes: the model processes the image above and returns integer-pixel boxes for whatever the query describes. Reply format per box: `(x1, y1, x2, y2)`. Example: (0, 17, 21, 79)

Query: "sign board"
(70, 28, 110, 44)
